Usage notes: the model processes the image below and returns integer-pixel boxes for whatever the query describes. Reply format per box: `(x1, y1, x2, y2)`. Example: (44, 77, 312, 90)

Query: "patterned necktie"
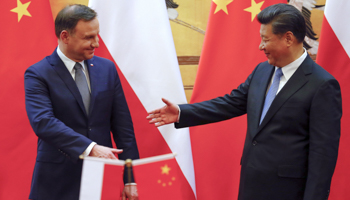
(74, 62, 90, 114)
(260, 67, 283, 124)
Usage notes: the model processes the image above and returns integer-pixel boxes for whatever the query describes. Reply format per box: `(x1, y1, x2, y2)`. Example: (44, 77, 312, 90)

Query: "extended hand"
(146, 98, 179, 127)
(89, 144, 123, 159)
(122, 185, 138, 200)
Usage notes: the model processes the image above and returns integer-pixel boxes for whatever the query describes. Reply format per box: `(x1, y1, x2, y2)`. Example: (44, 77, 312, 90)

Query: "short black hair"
(55, 4, 97, 38)
(257, 3, 305, 43)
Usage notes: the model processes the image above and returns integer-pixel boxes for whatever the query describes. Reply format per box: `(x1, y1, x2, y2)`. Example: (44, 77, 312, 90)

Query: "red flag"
(101, 164, 124, 200)
(190, 0, 285, 199)
(316, 0, 350, 199)
(132, 154, 182, 200)
(0, 0, 57, 199)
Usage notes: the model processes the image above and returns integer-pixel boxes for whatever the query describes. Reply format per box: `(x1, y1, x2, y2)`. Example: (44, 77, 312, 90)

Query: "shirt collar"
(278, 48, 307, 81)
(57, 46, 85, 73)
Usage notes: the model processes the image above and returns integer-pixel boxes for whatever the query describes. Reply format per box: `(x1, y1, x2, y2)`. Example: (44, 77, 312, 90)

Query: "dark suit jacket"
(176, 55, 342, 200)
(25, 49, 139, 200)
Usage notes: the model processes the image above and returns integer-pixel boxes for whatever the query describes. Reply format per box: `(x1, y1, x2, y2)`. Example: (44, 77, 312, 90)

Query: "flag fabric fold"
(0, 0, 57, 199)
(88, 0, 196, 199)
(316, 0, 350, 199)
(190, 0, 285, 199)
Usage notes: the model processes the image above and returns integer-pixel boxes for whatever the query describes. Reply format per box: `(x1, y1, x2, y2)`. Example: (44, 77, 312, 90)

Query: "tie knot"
(275, 67, 283, 78)
(74, 62, 83, 70)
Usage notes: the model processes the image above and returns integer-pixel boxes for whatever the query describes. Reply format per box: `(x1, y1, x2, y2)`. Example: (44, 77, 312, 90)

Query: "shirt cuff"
(125, 183, 137, 186)
(82, 142, 97, 156)
(177, 105, 181, 123)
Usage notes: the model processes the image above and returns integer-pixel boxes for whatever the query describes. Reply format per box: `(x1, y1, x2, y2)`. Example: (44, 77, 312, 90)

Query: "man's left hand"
(121, 185, 138, 200)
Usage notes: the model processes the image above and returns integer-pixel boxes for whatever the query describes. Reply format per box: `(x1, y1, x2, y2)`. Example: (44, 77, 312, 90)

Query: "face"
(64, 18, 100, 62)
(259, 23, 289, 67)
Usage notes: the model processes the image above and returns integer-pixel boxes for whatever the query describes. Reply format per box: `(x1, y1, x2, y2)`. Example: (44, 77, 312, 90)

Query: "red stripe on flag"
(101, 164, 124, 200)
(316, 17, 350, 200)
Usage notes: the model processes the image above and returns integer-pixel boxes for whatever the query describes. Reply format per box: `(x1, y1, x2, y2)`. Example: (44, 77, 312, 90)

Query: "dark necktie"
(260, 67, 283, 124)
(74, 62, 90, 114)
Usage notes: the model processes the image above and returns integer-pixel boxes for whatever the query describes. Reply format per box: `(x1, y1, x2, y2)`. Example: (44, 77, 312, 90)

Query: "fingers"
(162, 98, 172, 106)
(148, 116, 163, 124)
(91, 145, 121, 159)
(122, 191, 126, 200)
(111, 148, 123, 154)
(146, 113, 161, 120)
(154, 121, 165, 127)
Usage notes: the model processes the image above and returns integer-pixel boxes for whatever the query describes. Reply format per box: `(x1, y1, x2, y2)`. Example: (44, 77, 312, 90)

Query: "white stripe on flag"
(79, 158, 105, 200)
(89, 0, 196, 196)
(324, 0, 350, 58)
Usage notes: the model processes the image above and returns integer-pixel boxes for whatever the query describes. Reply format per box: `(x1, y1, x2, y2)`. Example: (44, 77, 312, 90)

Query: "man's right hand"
(146, 98, 179, 127)
(89, 144, 123, 159)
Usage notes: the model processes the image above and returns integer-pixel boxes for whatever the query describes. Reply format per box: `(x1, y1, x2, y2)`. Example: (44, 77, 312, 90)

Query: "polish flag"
(316, 0, 350, 199)
(88, 0, 196, 199)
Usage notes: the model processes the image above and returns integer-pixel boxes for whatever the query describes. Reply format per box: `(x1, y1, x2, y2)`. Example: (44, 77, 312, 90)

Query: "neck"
(58, 42, 83, 62)
(289, 44, 305, 62)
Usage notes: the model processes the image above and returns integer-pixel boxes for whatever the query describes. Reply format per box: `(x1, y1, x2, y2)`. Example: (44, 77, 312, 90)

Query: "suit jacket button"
(252, 141, 258, 146)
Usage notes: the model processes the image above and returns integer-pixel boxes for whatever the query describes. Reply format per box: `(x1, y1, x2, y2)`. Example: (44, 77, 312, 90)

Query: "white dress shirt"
(268, 48, 308, 94)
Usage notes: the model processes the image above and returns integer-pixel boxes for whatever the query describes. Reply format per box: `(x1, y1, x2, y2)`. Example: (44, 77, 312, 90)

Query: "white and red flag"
(88, 0, 196, 199)
(317, 0, 350, 199)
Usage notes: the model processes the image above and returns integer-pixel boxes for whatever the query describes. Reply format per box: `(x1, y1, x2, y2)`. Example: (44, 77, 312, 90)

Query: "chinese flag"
(316, 0, 350, 199)
(133, 157, 182, 200)
(190, 0, 285, 199)
(0, 0, 57, 199)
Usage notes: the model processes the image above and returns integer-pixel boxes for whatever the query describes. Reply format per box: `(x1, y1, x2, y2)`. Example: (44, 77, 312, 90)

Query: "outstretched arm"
(146, 98, 179, 127)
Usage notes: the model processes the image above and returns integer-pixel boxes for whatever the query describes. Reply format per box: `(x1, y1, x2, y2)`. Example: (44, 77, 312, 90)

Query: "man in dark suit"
(25, 4, 139, 200)
(147, 4, 342, 200)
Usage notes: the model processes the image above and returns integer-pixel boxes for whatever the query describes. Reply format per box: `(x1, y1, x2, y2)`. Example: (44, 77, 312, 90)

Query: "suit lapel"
(48, 49, 88, 116)
(85, 58, 98, 115)
(255, 56, 313, 136)
(249, 64, 275, 137)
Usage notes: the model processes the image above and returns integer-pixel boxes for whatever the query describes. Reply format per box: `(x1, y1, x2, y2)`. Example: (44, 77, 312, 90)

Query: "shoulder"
(90, 55, 115, 67)
(25, 56, 52, 75)
(307, 58, 337, 82)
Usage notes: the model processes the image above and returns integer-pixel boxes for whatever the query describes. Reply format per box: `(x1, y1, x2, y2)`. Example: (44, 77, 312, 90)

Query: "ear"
(284, 31, 294, 47)
(60, 30, 70, 44)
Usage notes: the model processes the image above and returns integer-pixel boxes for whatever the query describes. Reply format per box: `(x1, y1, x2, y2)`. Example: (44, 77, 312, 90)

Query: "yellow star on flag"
(244, 0, 264, 22)
(11, 0, 32, 22)
(213, 0, 234, 14)
(161, 164, 171, 175)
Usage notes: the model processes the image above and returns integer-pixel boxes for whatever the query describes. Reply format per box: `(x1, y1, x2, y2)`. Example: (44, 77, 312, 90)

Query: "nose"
(91, 36, 99, 48)
(259, 41, 264, 51)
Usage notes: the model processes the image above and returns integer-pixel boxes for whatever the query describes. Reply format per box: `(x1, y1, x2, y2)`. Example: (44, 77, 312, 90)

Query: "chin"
(85, 54, 94, 60)
(267, 59, 274, 66)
